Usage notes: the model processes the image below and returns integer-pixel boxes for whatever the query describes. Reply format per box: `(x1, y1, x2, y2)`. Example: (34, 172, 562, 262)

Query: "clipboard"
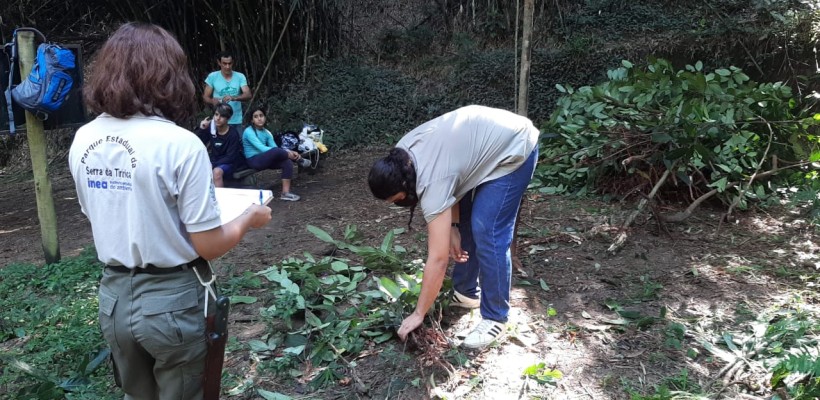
(215, 188, 273, 225)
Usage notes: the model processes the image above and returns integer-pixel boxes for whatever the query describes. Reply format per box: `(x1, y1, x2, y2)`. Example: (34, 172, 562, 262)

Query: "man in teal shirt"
(203, 51, 252, 130)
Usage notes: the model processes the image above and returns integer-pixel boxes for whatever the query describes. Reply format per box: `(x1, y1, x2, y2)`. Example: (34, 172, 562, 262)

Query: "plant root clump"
(406, 327, 456, 376)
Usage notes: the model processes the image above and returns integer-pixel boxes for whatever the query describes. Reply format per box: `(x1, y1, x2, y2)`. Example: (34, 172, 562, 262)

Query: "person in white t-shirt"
(368, 105, 539, 350)
(68, 22, 271, 399)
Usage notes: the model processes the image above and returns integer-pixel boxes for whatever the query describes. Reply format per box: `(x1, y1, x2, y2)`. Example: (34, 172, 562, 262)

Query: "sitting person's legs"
(213, 164, 233, 188)
(247, 148, 299, 200)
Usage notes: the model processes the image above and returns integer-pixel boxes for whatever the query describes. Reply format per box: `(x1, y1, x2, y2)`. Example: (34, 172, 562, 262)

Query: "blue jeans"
(452, 146, 538, 323)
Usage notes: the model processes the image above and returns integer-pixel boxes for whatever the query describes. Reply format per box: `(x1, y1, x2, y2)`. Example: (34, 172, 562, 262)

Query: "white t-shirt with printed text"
(68, 114, 222, 268)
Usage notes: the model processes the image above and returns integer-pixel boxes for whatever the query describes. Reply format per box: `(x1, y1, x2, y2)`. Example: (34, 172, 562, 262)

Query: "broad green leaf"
(257, 389, 294, 400)
(556, 84, 566, 93)
(305, 310, 323, 327)
(723, 333, 739, 353)
(539, 279, 550, 292)
(373, 332, 393, 343)
(617, 310, 642, 319)
(522, 362, 546, 376)
(695, 61, 703, 71)
(380, 229, 395, 252)
(378, 276, 403, 300)
(545, 369, 563, 379)
(307, 225, 335, 243)
(715, 68, 731, 76)
(621, 60, 633, 68)
(248, 340, 271, 352)
(230, 296, 258, 304)
(652, 133, 673, 143)
(330, 260, 348, 272)
(713, 177, 728, 192)
(360, 290, 385, 299)
(283, 345, 305, 355)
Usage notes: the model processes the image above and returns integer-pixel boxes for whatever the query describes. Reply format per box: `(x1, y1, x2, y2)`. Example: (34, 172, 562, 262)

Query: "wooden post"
(17, 31, 61, 264)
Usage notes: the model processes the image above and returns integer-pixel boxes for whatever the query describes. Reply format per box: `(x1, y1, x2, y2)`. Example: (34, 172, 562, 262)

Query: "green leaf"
(373, 332, 393, 343)
(307, 225, 335, 243)
(713, 177, 728, 192)
(539, 279, 550, 292)
(810, 150, 820, 162)
(652, 133, 674, 143)
(330, 261, 349, 272)
(378, 277, 403, 300)
(723, 333, 738, 352)
(522, 362, 546, 376)
(695, 61, 703, 71)
(715, 68, 731, 76)
(248, 339, 271, 352)
(283, 345, 305, 355)
(380, 229, 395, 252)
(230, 296, 258, 304)
(305, 310, 323, 327)
(556, 84, 566, 93)
(621, 60, 633, 68)
(617, 310, 642, 319)
(257, 389, 295, 400)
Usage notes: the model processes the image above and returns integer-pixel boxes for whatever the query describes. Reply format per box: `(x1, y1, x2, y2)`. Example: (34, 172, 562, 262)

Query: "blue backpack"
(5, 29, 75, 129)
(11, 43, 75, 121)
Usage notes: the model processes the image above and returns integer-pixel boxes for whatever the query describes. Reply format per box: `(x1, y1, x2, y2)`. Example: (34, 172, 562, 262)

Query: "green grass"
(0, 248, 117, 399)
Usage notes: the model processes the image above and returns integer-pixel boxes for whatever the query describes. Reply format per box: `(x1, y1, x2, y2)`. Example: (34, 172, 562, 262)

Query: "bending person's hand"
(449, 228, 468, 263)
(397, 311, 425, 341)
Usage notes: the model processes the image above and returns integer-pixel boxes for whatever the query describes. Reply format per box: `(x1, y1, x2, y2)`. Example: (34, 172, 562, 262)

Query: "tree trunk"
(511, 0, 535, 276)
(18, 31, 60, 264)
(517, 0, 534, 115)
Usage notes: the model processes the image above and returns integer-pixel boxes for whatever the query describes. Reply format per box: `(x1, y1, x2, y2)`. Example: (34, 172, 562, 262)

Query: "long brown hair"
(83, 22, 195, 124)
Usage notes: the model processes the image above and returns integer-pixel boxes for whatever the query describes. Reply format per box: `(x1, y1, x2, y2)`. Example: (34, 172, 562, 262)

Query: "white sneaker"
(451, 290, 480, 309)
(280, 192, 301, 201)
(461, 319, 505, 349)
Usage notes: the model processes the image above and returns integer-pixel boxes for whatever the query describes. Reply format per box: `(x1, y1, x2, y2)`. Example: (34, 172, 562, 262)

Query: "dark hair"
(84, 22, 195, 125)
(368, 148, 418, 228)
(248, 106, 267, 127)
(214, 103, 233, 119)
(216, 51, 233, 61)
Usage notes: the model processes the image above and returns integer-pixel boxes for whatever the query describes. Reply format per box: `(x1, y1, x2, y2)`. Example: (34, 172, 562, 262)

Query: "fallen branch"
(608, 167, 672, 254)
(660, 161, 814, 223)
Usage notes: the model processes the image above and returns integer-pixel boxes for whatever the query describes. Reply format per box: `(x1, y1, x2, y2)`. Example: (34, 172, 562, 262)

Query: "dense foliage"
(0, 248, 114, 399)
(535, 58, 820, 217)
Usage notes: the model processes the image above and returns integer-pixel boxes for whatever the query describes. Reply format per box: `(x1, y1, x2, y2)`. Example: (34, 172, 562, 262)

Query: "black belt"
(106, 257, 208, 275)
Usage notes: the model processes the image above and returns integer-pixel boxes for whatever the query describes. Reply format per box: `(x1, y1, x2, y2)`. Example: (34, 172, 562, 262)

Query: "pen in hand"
(259, 190, 263, 205)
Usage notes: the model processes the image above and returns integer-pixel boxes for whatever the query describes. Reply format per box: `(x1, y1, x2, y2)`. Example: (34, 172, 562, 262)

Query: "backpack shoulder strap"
(3, 31, 18, 135)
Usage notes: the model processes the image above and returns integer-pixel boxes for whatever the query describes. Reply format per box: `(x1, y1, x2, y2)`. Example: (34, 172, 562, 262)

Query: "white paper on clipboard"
(214, 188, 273, 225)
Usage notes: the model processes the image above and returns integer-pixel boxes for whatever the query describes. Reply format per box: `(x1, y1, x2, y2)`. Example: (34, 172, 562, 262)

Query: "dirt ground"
(1, 148, 819, 399)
